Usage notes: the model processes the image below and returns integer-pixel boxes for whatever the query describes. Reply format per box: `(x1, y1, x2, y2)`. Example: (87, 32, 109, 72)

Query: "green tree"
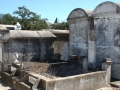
(13, 6, 48, 30)
(51, 22, 69, 30)
(0, 13, 18, 24)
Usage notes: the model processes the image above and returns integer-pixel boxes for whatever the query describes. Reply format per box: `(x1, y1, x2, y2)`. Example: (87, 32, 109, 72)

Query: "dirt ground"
(0, 77, 13, 90)
(96, 85, 120, 90)
(28, 62, 84, 79)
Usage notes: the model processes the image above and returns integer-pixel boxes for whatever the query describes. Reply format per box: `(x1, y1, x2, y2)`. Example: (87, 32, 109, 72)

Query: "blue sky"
(0, 0, 120, 23)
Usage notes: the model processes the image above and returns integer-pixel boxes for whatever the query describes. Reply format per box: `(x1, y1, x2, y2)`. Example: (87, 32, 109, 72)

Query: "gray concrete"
(0, 61, 111, 90)
(88, 41, 96, 69)
(111, 81, 120, 88)
(18, 70, 109, 90)
(102, 58, 112, 84)
(67, 8, 92, 58)
(3, 40, 54, 63)
(52, 30, 69, 61)
(83, 58, 88, 72)
(45, 71, 108, 90)
(61, 42, 69, 61)
(0, 43, 2, 63)
(92, 1, 120, 79)
(1, 30, 56, 64)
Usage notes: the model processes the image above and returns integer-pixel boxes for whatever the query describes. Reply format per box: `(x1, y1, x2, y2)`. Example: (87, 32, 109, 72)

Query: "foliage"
(13, 6, 48, 30)
(0, 13, 18, 25)
(51, 22, 69, 30)
(0, 6, 68, 30)
(0, 6, 48, 30)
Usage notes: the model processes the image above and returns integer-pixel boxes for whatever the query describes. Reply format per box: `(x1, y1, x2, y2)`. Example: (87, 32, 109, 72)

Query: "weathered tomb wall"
(1, 30, 56, 64)
(0, 43, 2, 63)
(88, 17, 96, 69)
(45, 71, 108, 90)
(92, 1, 120, 79)
(51, 31, 69, 61)
(67, 8, 91, 57)
(3, 39, 54, 64)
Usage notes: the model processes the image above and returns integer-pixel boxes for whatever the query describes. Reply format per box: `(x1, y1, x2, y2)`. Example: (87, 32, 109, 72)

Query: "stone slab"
(16, 81, 31, 90)
(110, 81, 120, 88)
(11, 66, 17, 72)
(29, 76, 38, 85)
(29, 76, 40, 89)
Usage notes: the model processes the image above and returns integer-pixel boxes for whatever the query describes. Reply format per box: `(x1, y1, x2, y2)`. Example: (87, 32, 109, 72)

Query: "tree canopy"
(0, 6, 68, 30)
(0, 13, 18, 25)
(51, 22, 69, 30)
(13, 6, 48, 30)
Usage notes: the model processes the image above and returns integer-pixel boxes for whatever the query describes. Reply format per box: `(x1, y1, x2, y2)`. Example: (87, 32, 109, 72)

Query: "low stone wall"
(29, 71, 108, 90)
(46, 71, 108, 90)
(0, 59, 111, 90)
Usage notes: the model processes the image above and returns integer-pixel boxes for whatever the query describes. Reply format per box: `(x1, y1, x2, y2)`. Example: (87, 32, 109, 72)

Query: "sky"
(0, 0, 120, 23)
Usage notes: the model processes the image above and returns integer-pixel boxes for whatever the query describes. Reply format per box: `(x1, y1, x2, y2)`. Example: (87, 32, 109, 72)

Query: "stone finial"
(102, 58, 112, 65)
(102, 58, 112, 84)
(70, 55, 78, 63)
(15, 22, 21, 30)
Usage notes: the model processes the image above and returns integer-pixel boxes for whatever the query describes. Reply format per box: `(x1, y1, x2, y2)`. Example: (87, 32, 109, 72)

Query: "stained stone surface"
(92, 1, 120, 79)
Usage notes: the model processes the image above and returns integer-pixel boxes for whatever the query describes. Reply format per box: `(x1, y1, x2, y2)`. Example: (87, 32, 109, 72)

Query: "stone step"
(110, 81, 120, 88)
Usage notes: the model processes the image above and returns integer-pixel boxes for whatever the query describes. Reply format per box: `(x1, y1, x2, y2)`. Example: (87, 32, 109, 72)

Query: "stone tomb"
(92, 1, 120, 79)
(1, 61, 112, 90)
